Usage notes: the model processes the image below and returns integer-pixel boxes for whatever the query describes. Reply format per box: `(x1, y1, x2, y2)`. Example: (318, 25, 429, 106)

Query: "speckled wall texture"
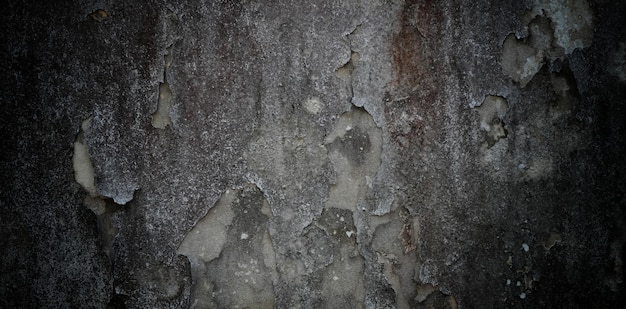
(1, 0, 625, 308)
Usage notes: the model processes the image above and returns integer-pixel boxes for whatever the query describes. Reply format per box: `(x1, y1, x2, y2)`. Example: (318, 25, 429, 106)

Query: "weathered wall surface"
(1, 0, 625, 308)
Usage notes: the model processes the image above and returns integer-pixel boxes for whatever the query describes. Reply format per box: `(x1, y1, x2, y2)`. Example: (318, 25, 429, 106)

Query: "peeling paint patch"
(178, 185, 275, 308)
(152, 82, 173, 129)
(152, 45, 175, 129)
(314, 208, 365, 307)
(324, 107, 382, 211)
(177, 188, 235, 308)
(501, 34, 543, 87)
(371, 209, 420, 308)
(476, 95, 509, 145)
(502, 0, 594, 87)
(336, 51, 360, 81)
(527, 0, 594, 55)
(73, 117, 125, 257)
(73, 116, 97, 196)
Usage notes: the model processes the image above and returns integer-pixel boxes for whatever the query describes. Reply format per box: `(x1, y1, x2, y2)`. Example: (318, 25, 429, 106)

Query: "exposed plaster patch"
(73, 116, 136, 204)
(152, 45, 175, 129)
(479, 136, 509, 179)
(177, 188, 236, 265)
(73, 117, 97, 196)
(83, 194, 106, 216)
(502, 0, 594, 87)
(476, 95, 509, 145)
(414, 284, 457, 308)
(525, 157, 554, 180)
(336, 51, 360, 81)
(371, 210, 420, 308)
(176, 188, 236, 308)
(501, 34, 543, 87)
(73, 117, 126, 257)
(261, 230, 279, 283)
(527, 0, 594, 55)
(324, 107, 382, 211)
(151, 82, 173, 129)
(178, 185, 275, 308)
(607, 240, 624, 292)
(314, 208, 365, 307)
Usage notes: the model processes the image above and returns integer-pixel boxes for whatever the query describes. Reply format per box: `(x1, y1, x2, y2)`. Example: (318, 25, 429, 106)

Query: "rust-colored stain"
(391, 0, 441, 91)
(399, 223, 417, 253)
(386, 0, 444, 150)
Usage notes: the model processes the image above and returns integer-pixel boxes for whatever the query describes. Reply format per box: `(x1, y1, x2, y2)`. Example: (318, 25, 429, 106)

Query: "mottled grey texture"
(1, 0, 625, 308)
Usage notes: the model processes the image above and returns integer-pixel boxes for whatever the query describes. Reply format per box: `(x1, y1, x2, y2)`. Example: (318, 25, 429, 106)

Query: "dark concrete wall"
(1, 0, 625, 308)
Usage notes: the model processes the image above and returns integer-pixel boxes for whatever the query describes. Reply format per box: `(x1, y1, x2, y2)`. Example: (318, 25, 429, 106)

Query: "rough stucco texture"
(1, 0, 626, 308)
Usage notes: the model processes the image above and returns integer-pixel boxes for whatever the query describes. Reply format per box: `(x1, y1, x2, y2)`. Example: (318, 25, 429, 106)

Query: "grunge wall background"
(1, 0, 625, 308)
